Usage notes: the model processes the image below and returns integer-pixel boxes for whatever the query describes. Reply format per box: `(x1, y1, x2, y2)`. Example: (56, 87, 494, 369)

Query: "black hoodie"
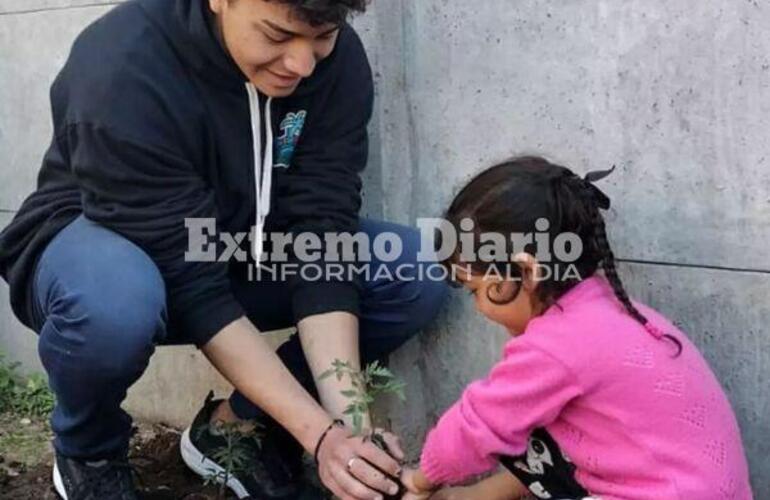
(0, 0, 373, 345)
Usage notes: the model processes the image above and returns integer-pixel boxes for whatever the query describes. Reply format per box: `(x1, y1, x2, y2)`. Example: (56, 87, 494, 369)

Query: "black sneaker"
(53, 451, 139, 500)
(180, 393, 304, 499)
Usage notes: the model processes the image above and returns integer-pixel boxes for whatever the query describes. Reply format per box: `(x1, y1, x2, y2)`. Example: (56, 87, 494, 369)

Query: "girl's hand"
(316, 425, 402, 500)
(400, 469, 432, 500)
(402, 492, 433, 500)
(430, 486, 476, 500)
(401, 491, 433, 500)
(401, 467, 436, 496)
(432, 471, 529, 500)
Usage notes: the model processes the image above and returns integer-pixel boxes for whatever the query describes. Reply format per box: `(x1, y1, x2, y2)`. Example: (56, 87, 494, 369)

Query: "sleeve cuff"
(420, 430, 464, 486)
(292, 281, 360, 323)
(180, 293, 245, 347)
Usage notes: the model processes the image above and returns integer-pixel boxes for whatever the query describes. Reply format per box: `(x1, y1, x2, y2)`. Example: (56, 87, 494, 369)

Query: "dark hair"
(270, 0, 370, 26)
(442, 156, 682, 355)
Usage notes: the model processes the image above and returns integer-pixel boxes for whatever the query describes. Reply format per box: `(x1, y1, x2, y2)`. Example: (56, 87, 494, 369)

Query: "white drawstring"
(246, 83, 274, 265)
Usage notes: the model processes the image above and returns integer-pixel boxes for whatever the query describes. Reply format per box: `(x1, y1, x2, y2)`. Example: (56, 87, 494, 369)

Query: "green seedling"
(319, 359, 406, 437)
(195, 421, 262, 500)
(320, 359, 407, 500)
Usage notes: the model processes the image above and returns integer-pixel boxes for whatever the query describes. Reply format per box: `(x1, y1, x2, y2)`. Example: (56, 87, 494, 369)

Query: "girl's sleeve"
(419, 340, 583, 485)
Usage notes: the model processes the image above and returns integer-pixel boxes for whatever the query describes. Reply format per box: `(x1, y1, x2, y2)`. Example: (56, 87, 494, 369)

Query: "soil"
(0, 415, 416, 500)
(0, 416, 310, 500)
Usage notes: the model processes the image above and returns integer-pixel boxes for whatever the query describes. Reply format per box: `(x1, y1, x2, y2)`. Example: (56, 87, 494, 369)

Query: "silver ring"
(346, 457, 356, 471)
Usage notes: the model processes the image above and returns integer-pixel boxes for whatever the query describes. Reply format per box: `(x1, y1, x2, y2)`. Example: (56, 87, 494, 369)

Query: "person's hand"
(369, 428, 405, 461)
(401, 467, 436, 498)
(429, 486, 476, 500)
(399, 468, 432, 500)
(401, 468, 481, 500)
(401, 491, 433, 500)
(316, 424, 403, 500)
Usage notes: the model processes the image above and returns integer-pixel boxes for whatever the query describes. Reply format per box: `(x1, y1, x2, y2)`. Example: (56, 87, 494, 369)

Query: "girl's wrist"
(414, 467, 438, 492)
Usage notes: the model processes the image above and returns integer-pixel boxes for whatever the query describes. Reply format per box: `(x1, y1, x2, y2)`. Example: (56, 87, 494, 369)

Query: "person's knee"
(358, 276, 448, 363)
(388, 222, 449, 326)
(360, 219, 449, 330)
(402, 275, 449, 332)
(40, 307, 164, 385)
(423, 275, 450, 318)
(87, 275, 166, 374)
(40, 243, 167, 378)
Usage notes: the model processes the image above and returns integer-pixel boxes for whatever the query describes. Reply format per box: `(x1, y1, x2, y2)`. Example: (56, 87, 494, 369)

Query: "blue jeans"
(30, 215, 447, 459)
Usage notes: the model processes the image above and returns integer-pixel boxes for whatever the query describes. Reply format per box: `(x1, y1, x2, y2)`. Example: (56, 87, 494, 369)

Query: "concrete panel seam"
(0, 1, 121, 16)
(617, 258, 770, 276)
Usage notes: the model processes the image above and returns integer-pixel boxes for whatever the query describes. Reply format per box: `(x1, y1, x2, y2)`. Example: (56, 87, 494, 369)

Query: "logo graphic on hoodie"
(274, 110, 307, 168)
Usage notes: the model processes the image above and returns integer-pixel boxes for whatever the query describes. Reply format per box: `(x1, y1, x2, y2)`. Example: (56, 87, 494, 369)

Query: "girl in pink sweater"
(402, 157, 752, 499)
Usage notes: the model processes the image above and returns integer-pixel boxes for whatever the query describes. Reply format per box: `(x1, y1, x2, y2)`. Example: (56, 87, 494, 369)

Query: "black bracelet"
(314, 419, 344, 465)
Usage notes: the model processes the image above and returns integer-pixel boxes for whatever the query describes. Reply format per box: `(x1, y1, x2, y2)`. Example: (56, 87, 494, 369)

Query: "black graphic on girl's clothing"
(499, 428, 590, 499)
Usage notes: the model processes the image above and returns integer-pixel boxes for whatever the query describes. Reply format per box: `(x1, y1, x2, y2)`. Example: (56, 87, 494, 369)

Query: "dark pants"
(30, 215, 447, 459)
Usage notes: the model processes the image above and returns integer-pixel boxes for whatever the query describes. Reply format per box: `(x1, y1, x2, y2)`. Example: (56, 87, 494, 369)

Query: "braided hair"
(442, 156, 682, 355)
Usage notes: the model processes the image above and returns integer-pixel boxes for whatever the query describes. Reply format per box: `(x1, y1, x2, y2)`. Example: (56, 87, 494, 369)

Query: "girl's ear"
(512, 252, 541, 294)
(486, 277, 521, 305)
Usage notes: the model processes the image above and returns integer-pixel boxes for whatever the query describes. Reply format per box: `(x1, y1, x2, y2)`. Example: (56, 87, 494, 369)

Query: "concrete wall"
(1, 0, 768, 495)
(364, 0, 770, 495)
(0, 2, 119, 372)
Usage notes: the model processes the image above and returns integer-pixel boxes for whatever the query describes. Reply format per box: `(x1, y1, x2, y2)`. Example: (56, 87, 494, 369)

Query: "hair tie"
(581, 165, 616, 210)
(644, 323, 665, 340)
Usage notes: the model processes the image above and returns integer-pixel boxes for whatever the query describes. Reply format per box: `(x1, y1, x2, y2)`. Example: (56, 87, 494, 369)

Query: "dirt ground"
(0, 415, 328, 500)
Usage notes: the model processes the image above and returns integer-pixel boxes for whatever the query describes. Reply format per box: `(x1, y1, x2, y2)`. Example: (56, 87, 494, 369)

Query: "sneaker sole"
(180, 427, 250, 499)
(52, 461, 68, 500)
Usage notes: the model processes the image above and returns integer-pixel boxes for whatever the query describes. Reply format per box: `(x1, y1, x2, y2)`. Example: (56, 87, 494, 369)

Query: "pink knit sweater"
(420, 277, 752, 499)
